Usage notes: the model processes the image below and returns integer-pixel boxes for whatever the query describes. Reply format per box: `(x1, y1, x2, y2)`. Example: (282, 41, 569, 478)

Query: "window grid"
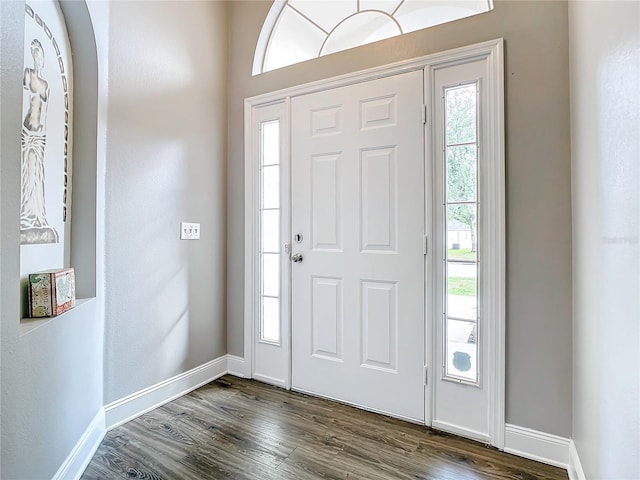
(259, 120, 281, 345)
(256, 0, 493, 74)
(442, 82, 480, 385)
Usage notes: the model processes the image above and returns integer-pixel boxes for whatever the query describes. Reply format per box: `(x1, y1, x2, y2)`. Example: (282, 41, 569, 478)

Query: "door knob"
(291, 253, 304, 263)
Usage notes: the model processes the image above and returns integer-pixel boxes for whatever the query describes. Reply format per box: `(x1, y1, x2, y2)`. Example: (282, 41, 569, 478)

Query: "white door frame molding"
(245, 99, 292, 389)
(243, 38, 505, 448)
(427, 47, 506, 447)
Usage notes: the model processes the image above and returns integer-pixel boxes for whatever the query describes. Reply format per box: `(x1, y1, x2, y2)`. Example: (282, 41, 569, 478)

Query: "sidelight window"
(442, 83, 479, 384)
(260, 120, 281, 344)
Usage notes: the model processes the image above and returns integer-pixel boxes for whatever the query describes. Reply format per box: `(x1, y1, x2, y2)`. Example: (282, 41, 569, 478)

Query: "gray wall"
(0, 1, 104, 478)
(2, 0, 231, 474)
(569, 1, 640, 478)
(227, 0, 573, 436)
(103, 1, 229, 403)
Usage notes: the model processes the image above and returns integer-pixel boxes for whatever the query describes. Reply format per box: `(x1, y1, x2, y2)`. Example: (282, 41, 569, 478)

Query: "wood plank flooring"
(82, 376, 568, 480)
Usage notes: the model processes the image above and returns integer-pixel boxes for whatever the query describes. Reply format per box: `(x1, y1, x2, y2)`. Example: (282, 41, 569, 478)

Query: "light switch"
(180, 222, 200, 240)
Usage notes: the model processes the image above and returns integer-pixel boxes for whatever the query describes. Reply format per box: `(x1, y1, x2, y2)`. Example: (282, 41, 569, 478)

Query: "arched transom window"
(253, 0, 494, 74)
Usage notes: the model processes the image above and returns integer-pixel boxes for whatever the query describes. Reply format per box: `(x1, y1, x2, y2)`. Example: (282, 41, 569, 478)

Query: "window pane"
(447, 261, 477, 321)
(264, 6, 325, 72)
(261, 121, 280, 166)
(262, 165, 280, 209)
(261, 296, 280, 343)
(446, 145, 476, 202)
(262, 253, 280, 297)
(445, 318, 477, 382)
(445, 84, 476, 145)
(395, 0, 490, 33)
(447, 204, 477, 261)
(259, 2, 493, 74)
(261, 210, 280, 253)
(289, 0, 356, 32)
(322, 11, 400, 56)
(360, 0, 403, 14)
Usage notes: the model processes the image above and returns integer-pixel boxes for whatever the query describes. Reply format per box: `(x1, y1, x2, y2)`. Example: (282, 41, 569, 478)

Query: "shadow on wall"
(102, 0, 228, 403)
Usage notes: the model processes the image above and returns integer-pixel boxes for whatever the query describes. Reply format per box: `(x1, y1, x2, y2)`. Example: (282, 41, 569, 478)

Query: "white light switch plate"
(180, 222, 200, 240)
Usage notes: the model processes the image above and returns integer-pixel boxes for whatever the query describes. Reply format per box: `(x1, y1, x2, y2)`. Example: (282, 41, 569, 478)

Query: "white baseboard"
(227, 354, 249, 378)
(568, 440, 586, 480)
(55, 354, 245, 479)
(105, 355, 227, 430)
(504, 424, 570, 469)
(53, 408, 106, 480)
(54, 362, 580, 479)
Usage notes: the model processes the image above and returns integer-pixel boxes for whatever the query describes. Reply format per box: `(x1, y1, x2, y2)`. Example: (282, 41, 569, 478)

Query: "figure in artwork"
(21, 38, 59, 244)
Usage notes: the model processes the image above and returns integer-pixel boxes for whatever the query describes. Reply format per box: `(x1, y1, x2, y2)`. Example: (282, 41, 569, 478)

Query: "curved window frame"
(253, 0, 494, 75)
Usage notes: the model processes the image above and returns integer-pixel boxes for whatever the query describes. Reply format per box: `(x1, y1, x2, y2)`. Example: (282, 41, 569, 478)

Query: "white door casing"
(244, 38, 505, 446)
(290, 71, 426, 422)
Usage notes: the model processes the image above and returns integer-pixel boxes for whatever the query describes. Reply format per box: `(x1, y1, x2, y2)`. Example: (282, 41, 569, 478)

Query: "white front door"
(290, 71, 426, 422)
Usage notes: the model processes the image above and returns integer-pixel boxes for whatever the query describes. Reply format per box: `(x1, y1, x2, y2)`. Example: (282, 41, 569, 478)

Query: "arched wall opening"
(1, 1, 105, 478)
(60, 0, 98, 299)
(17, 0, 99, 325)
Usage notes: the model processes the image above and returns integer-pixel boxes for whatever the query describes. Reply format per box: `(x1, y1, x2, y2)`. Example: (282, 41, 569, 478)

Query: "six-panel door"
(290, 71, 426, 422)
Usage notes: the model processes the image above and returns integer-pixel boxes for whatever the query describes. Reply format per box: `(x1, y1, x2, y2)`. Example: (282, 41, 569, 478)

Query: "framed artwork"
(20, 1, 72, 249)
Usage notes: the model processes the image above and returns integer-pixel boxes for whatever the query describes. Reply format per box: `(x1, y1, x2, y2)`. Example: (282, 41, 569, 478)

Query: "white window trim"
(252, 0, 494, 75)
(244, 38, 505, 448)
(439, 80, 482, 387)
(252, 0, 287, 76)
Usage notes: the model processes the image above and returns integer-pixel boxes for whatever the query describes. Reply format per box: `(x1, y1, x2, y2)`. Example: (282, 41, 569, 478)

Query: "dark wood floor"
(82, 376, 568, 480)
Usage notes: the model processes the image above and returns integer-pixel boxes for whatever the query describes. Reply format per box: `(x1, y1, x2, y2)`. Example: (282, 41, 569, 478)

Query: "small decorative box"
(28, 268, 76, 317)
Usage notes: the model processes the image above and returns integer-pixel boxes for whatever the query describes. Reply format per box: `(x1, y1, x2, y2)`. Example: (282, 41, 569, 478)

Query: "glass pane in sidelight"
(261, 210, 280, 253)
(261, 296, 280, 343)
(446, 204, 477, 262)
(261, 120, 280, 166)
(445, 318, 478, 382)
(262, 165, 280, 209)
(447, 261, 477, 321)
(445, 84, 476, 145)
(446, 145, 476, 202)
(262, 253, 280, 297)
